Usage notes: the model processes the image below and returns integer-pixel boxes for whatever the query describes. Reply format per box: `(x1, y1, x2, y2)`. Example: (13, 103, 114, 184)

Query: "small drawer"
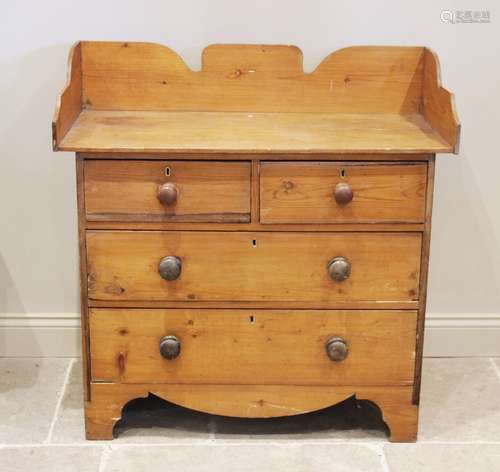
(90, 309, 417, 385)
(84, 160, 251, 222)
(86, 231, 421, 304)
(260, 162, 427, 224)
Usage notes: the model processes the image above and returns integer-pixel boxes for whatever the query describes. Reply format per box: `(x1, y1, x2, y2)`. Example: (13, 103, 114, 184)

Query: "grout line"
(208, 416, 216, 441)
(98, 445, 112, 472)
(108, 441, 387, 448)
(489, 358, 500, 384)
(379, 446, 391, 472)
(44, 358, 76, 444)
(364, 443, 390, 472)
(4, 439, 500, 449)
(0, 443, 107, 449)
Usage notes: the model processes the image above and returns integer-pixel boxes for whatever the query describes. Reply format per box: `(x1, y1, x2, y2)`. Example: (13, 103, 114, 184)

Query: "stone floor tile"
(104, 444, 384, 472)
(51, 357, 500, 444)
(419, 357, 500, 441)
(492, 358, 500, 381)
(51, 361, 212, 443)
(385, 444, 500, 472)
(213, 396, 387, 441)
(0, 358, 71, 444)
(0, 446, 102, 472)
(50, 359, 86, 443)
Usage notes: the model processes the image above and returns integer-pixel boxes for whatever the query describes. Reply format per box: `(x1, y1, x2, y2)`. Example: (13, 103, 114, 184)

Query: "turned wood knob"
(326, 337, 348, 362)
(327, 256, 351, 282)
(333, 182, 353, 205)
(159, 256, 182, 281)
(159, 335, 181, 360)
(157, 182, 178, 206)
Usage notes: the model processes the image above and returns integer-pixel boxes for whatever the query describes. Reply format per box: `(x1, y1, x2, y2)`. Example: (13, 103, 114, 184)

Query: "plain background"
(0, 0, 499, 319)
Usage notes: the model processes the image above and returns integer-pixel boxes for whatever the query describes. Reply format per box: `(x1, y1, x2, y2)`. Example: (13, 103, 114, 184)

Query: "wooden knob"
(159, 256, 182, 281)
(327, 256, 351, 282)
(334, 182, 353, 205)
(326, 337, 348, 362)
(159, 335, 181, 360)
(157, 182, 178, 206)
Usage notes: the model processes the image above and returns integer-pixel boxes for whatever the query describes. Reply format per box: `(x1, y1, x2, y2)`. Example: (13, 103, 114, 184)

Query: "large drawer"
(260, 162, 427, 224)
(90, 309, 417, 385)
(84, 160, 251, 222)
(86, 231, 421, 303)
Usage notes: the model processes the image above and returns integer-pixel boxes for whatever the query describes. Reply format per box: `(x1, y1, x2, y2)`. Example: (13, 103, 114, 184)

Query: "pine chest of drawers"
(53, 41, 460, 442)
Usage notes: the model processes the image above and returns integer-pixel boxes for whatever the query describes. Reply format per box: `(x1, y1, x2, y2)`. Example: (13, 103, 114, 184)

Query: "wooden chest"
(53, 42, 460, 442)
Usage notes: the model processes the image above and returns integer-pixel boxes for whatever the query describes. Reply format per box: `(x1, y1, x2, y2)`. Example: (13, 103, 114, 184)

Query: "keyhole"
(340, 168, 346, 178)
(164, 167, 171, 177)
(249, 315, 255, 324)
(252, 239, 257, 247)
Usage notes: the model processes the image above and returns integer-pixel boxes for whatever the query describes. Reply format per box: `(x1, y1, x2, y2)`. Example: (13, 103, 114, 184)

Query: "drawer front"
(260, 162, 427, 224)
(86, 231, 421, 303)
(90, 309, 417, 385)
(84, 160, 251, 222)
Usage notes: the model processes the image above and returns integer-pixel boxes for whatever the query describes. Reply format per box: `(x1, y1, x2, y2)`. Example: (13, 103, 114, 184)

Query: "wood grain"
(84, 220, 426, 232)
(80, 152, 433, 161)
(76, 156, 90, 401)
(84, 160, 251, 222)
(53, 43, 459, 155)
(250, 160, 260, 223)
(59, 110, 452, 154)
(86, 231, 421, 303)
(52, 42, 82, 150)
(422, 49, 461, 154)
(260, 162, 427, 224)
(413, 156, 435, 404)
(87, 299, 419, 310)
(50, 38, 458, 445)
(85, 382, 417, 441)
(89, 309, 416, 385)
(81, 43, 423, 113)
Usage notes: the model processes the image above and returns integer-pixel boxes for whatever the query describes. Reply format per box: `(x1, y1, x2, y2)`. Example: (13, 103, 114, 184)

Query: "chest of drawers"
(53, 42, 460, 442)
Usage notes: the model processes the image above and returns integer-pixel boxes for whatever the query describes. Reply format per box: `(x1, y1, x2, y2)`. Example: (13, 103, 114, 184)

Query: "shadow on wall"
(0, 43, 79, 316)
(0, 252, 25, 313)
(0, 251, 36, 356)
(429, 154, 500, 313)
(0, 44, 81, 355)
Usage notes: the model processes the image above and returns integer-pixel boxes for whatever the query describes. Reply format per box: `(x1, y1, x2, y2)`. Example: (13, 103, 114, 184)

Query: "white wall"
(1, 0, 499, 355)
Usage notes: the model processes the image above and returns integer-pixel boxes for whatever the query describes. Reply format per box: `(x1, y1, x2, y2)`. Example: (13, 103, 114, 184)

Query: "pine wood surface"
(84, 221, 426, 232)
(51, 40, 461, 442)
(86, 231, 421, 304)
(85, 160, 251, 222)
(413, 157, 435, 403)
(260, 162, 427, 223)
(85, 382, 418, 441)
(80, 43, 424, 113)
(58, 110, 452, 154)
(422, 50, 461, 154)
(53, 42, 460, 154)
(87, 299, 419, 310)
(76, 156, 91, 401)
(89, 309, 416, 385)
(80, 152, 433, 161)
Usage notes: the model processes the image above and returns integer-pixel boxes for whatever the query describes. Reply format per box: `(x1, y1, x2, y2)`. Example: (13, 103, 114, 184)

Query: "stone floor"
(1, 358, 500, 471)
